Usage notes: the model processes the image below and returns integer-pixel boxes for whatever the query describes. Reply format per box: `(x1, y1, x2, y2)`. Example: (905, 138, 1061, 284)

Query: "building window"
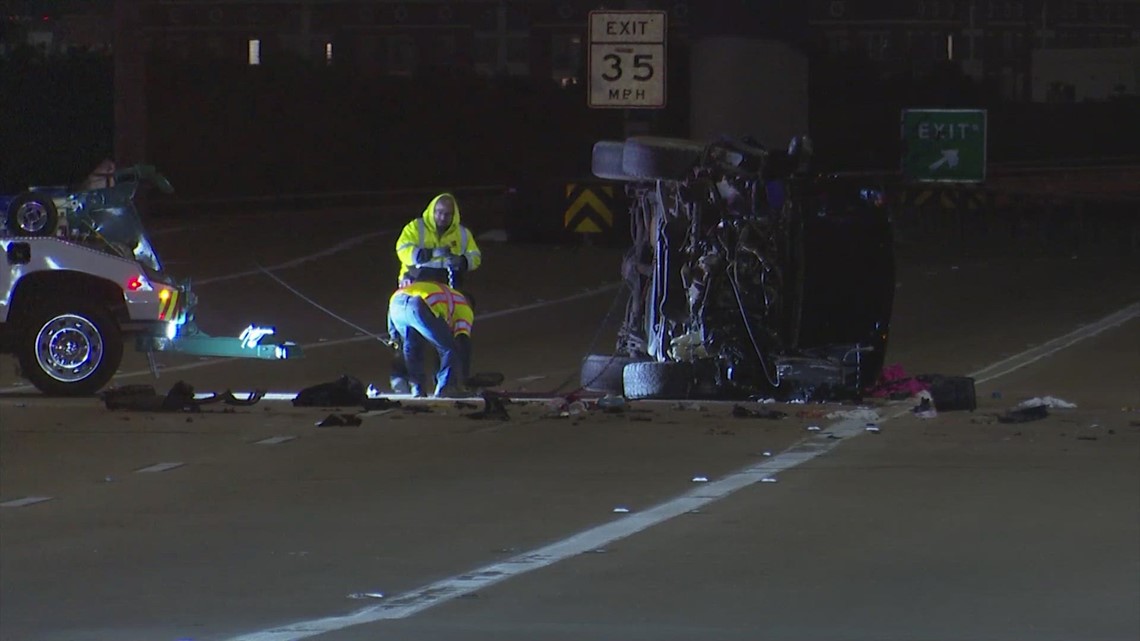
(248, 39, 261, 65)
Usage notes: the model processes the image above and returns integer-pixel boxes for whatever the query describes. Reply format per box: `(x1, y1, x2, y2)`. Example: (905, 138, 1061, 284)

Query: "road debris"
(293, 375, 366, 407)
(825, 408, 880, 421)
(912, 398, 938, 419)
(1017, 396, 1077, 409)
(997, 404, 1049, 423)
(731, 405, 787, 420)
(316, 413, 363, 427)
(465, 392, 511, 421)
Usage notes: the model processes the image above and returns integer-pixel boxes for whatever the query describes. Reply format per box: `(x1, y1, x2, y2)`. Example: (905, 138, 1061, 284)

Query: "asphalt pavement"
(1, 208, 1137, 641)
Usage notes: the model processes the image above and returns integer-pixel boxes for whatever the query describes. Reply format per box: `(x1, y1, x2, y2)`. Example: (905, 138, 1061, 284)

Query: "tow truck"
(0, 165, 301, 396)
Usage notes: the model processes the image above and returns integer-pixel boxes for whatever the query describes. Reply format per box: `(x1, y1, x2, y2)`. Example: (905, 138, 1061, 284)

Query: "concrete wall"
(1031, 46, 1140, 102)
(688, 37, 808, 150)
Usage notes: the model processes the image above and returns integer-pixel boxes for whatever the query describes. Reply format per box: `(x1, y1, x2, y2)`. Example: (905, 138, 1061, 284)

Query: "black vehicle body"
(582, 136, 895, 402)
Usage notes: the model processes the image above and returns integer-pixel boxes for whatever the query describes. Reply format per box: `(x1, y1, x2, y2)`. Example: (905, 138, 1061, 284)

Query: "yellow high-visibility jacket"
(395, 193, 482, 282)
(391, 280, 474, 337)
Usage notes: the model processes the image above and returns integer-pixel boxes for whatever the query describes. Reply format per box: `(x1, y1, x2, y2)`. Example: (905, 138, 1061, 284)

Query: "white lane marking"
(224, 299, 1140, 641)
(255, 436, 297, 446)
(135, 462, 185, 473)
(0, 496, 54, 508)
(968, 302, 1139, 384)
(196, 231, 392, 286)
(227, 419, 869, 641)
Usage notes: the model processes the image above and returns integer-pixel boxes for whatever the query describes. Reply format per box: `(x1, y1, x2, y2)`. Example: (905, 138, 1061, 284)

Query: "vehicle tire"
(6, 192, 59, 237)
(17, 302, 123, 396)
(580, 353, 642, 394)
(621, 137, 705, 181)
(591, 140, 631, 181)
(622, 361, 692, 400)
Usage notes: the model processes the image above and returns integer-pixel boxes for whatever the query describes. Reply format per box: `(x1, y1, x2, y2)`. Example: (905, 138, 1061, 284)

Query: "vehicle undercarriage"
(581, 136, 895, 403)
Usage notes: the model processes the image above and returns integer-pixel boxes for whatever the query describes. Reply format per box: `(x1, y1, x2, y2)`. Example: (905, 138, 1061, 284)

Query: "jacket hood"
(421, 192, 460, 234)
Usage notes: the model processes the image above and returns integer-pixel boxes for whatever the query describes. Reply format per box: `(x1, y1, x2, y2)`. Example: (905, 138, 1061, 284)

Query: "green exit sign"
(901, 109, 987, 183)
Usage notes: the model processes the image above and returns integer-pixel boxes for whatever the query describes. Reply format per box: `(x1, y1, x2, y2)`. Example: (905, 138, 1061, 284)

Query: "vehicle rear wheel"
(622, 361, 692, 400)
(6, 192, 59, 237)
(17, 302, 123, 396)
(621, 137, 705, 181)
(591, 140, 631, 181)
(580, 353, 643, 394)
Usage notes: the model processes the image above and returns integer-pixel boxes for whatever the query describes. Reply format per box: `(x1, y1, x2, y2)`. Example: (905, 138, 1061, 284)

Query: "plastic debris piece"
(597, 395, 627, 413)
(865, 423, 881, 433)
(998, 404, 1049, 423)
(612, 507, 630, 513)
(732, 405, 787, 420)
(1017, 396, 1077, 409)
(761, 477, 778, 483)
(691, 476, 709, 483)
(807, 425, 821, 432)
(762, 451, 773, 457)
(567, 400, 587, 415)
(316, 413, 362, 427)
(912, 398, 938, 419)
(825, 408, 881, 421)
(347, 592, 385, 600)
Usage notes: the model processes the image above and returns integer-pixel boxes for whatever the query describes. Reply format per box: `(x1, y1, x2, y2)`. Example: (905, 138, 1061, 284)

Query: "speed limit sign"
(588, 11, 667, 109)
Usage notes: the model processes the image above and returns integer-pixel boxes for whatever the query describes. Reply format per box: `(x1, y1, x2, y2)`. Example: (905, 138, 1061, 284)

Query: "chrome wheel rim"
(15, 201, 50, 233)
(34, 314, 103, 383)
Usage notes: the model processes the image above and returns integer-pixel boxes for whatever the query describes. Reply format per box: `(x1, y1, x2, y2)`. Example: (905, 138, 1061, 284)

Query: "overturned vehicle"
(1, 165, 301, 396)
(581, 136, 895, 402)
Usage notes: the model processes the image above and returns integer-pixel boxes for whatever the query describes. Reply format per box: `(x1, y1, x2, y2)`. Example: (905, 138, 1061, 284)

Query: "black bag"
(292, 375, 366, 407)
(920, 375, 977, 412)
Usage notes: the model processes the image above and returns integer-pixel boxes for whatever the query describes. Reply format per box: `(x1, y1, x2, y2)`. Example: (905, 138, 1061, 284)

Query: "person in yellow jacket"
(386, 280, 474, 398)
(395, 193, 482, 289)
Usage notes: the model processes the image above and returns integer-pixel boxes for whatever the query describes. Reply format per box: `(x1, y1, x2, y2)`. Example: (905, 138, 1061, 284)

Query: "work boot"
(434, 385, 474, 399)
(390, 376, 410, 395)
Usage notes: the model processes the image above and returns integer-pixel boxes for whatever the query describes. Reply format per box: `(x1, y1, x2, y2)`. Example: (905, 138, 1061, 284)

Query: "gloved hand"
(413, 247, 432, 264)
(446, 254, 467, 270)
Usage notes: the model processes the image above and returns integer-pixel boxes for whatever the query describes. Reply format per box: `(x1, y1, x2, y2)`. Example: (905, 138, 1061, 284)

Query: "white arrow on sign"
(929, 149, 960, 171)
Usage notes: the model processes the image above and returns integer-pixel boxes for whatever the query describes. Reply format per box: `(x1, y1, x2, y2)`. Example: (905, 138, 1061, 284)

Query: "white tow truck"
(0, 165, 301, 396)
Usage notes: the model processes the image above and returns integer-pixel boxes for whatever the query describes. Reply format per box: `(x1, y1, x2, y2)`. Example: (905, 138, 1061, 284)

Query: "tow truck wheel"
(6, 192, 59, 237)
(18, 303, 123, 396)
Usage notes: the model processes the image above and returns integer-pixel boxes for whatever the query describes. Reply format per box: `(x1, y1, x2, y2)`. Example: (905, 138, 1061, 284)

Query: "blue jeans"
(387, 293, 457, 396)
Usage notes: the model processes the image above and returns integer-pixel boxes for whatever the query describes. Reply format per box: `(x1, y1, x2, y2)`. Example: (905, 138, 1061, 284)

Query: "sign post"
(900, 109, 987, 183)
(588, 10, 667, 109)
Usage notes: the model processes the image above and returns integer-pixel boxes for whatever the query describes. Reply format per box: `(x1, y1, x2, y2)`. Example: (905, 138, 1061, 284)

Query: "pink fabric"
(867, 364, 930, 398)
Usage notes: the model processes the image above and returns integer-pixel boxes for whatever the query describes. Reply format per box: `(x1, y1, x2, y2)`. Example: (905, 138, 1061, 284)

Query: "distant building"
(809, 0, 1140, 101)
(5, 0, 1137, 102)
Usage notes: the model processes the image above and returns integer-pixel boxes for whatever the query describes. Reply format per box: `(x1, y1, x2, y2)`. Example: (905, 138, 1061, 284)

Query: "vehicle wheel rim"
(15, 202, 50, 233)
(34, 314, 104, 383)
